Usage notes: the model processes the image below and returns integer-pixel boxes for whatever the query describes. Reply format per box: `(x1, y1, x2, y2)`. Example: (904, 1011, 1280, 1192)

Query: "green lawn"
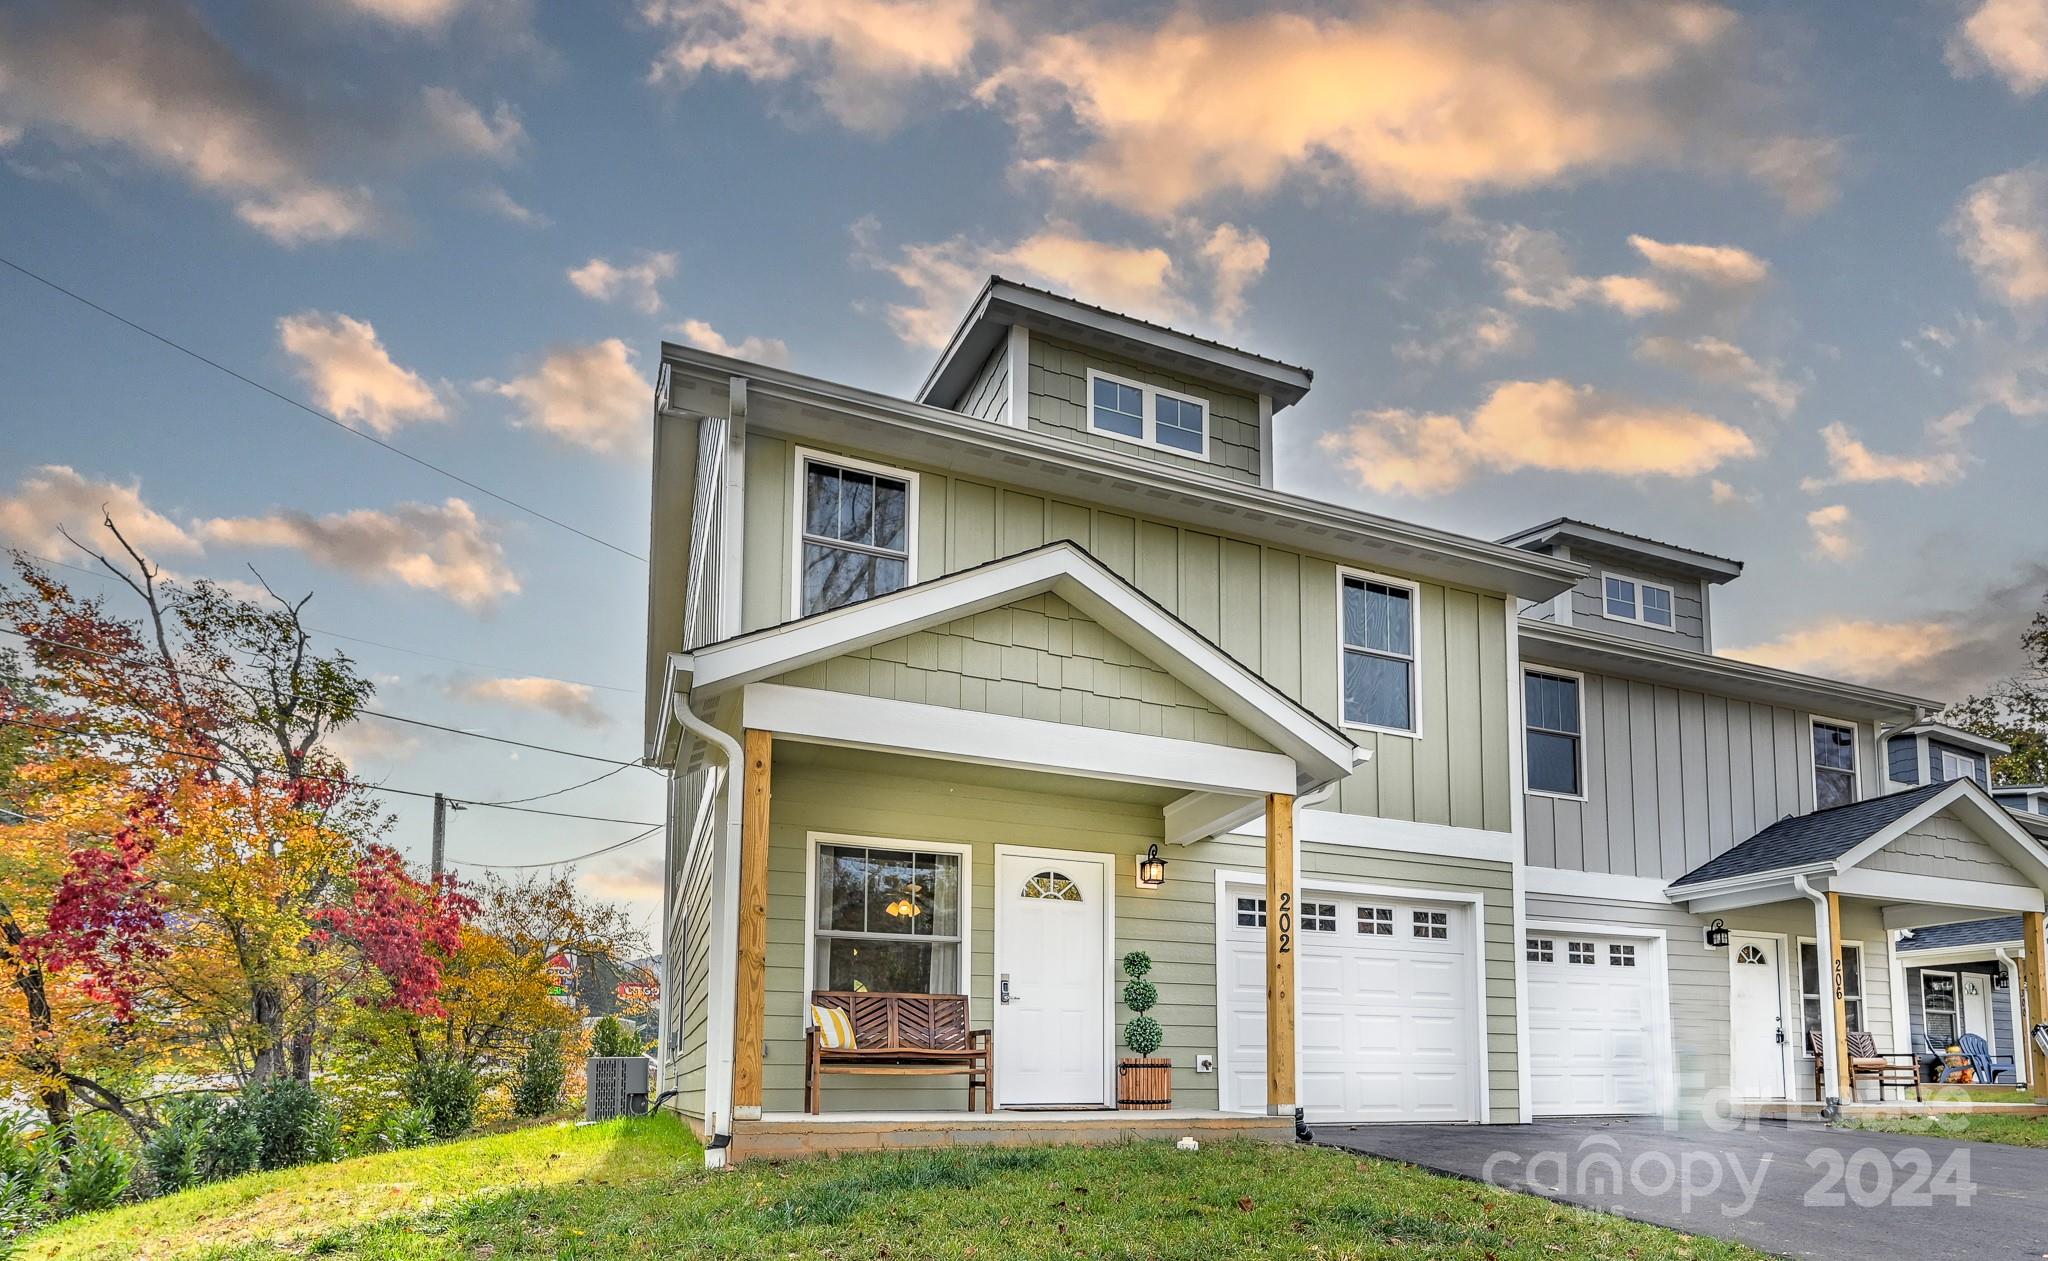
(1839, 1082, 2048, 1147)
(25, 1116, 1768, 1261)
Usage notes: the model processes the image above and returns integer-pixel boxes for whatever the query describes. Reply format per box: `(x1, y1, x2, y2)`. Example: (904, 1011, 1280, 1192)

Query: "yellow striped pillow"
(811, 1004, 857, 1050)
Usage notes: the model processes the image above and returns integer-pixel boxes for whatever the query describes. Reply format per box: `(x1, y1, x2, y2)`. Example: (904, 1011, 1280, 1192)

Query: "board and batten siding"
(1560, 559, 1708, 652)
(1026, 335, 1262, 483)
(759, 747, 1520, 1120)
(1523, 666, 1881, 880)
(741, 432, 1515, 834)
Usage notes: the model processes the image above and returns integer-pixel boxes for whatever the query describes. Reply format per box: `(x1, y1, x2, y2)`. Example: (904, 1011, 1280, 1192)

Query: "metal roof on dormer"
(1498, 517, 1744, 582)
(917, 276, 1314, 414)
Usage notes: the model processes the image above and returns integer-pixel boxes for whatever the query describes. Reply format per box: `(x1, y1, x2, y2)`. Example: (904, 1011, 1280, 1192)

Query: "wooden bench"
(805, 991, 992, 1114)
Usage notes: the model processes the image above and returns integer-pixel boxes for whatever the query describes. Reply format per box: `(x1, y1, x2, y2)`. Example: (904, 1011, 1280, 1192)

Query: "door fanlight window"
(1022, 871, 1083, 902)
(1736, 944, 1767, 965)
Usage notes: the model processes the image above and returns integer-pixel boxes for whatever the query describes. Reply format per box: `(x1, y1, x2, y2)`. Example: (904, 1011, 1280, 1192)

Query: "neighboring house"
(643, 278, 2048, 1163)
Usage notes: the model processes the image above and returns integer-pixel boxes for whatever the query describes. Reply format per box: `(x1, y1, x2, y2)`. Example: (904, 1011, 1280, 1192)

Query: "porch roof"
(663, 540, 1363, 791)
(1899, 916, 2024, 953)
(1668, 782, 1951, 889)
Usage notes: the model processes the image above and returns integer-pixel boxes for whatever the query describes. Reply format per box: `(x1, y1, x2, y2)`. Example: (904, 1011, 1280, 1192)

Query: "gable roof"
(666, 541, 1362, 787)
(1669, 782, 1953, 889)
(1899, 916, 2024, 952)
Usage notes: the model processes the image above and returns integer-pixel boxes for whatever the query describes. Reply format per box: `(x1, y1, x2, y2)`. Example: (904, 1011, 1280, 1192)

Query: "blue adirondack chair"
(1959, 1032, 2018, 1083)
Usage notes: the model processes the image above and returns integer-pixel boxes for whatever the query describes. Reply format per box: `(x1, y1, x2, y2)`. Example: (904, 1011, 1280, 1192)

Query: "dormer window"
(1087, 369, 1207, 458)
(1602, 574, 1675, 629)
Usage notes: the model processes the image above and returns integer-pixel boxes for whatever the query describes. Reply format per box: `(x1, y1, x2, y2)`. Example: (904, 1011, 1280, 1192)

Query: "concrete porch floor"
(731, 1109, 1295, 1162)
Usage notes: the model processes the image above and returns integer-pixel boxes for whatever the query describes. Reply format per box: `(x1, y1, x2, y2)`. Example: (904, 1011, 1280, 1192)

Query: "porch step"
(729, 1110, 1295, 1162)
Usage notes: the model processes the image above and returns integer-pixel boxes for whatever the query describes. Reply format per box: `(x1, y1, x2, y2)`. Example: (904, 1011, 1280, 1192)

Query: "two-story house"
(643, 279, 2048, 1163)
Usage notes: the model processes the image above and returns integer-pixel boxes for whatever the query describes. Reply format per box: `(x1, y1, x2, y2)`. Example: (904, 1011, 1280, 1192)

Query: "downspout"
(672, 692, 746, 1169)
(1793, 875, 1844, 1115)
(1997, 947, 2026, 1085)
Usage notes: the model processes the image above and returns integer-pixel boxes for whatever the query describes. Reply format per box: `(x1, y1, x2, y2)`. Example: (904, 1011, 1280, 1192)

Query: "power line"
(445, 822, 662, 871)
(466, 762, 634, 806)
(0, 253, 647, 564)
(7, 545, 638, 696)
(0, 622, 648, 769)
(0, 715, 661, 827)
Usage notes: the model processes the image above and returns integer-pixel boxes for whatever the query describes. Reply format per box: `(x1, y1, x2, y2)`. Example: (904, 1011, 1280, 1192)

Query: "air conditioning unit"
(587, 1056, 651, 1121)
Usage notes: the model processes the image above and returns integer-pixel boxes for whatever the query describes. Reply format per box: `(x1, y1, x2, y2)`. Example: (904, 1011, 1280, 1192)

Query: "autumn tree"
(1947, 588, 2048, 785)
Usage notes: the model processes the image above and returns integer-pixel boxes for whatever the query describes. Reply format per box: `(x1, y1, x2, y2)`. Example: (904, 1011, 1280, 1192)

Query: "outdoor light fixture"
(1136, 843, 1168, 889)
(1704, 919, 1730, 949)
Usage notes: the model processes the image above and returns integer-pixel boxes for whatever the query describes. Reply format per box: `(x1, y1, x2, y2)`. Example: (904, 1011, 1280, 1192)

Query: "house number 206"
(1276, 892, 1293, 954)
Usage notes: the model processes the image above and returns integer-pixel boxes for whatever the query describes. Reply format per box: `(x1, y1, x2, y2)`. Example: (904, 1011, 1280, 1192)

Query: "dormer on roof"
(1993, 784, 2048, 820)
(1884, 720, 2010, 792)
(1500, 518, 1744, 654)
(916, 276, 1313, 489)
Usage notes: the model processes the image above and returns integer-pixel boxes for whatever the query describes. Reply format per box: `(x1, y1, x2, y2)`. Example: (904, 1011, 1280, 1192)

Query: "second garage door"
(1223, 886, 1479, 1123)
(1526, 929, 1661, 1116)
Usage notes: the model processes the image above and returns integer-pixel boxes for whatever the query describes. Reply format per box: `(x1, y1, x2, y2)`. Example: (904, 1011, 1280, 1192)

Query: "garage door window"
(1358, 906, 1394, 936)
(1301, 902, 1337, 932)
(1609, 943, 1636, 967)
(1568, 941, 1596, 965)
(1412, 910, 1448, 940)
(1235, 896, 1266, 928)
(1526, 937, 1553, 962)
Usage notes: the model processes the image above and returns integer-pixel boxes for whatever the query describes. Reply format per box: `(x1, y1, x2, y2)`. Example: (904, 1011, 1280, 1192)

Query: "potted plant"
(1116, 951, 1171, 1110)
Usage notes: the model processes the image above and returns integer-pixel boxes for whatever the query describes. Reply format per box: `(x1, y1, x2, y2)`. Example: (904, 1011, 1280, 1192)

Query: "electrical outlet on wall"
(1194, 1054, 1215, 1073)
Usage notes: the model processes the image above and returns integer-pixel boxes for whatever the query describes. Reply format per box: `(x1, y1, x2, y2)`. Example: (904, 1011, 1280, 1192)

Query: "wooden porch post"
(2026, 910, 2048, 1102)
(1827, 892, 1853, 1094)
(1265, 792, 1296, 1116)
(733, 729, 772, 1119)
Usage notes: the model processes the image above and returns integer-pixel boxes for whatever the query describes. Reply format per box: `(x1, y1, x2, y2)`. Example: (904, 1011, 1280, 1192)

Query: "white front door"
(994, 850, 1108, 1106)
(1962, 973, 1995, 1051)
(1729, 933, 1788, 1099)
(1527, 932, 1661, 1115)
(1222, 886, 1479, 1123)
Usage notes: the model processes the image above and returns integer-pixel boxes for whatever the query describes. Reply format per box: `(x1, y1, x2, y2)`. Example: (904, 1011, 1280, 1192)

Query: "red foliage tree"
(313, 846, 477, 1018)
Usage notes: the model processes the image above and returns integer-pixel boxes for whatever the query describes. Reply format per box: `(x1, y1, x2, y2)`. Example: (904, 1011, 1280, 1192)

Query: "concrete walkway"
(1320, 1116, 2048, 1260)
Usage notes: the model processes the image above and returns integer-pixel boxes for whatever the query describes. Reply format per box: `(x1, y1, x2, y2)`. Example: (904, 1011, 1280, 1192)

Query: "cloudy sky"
(4, 0, 2048, 926)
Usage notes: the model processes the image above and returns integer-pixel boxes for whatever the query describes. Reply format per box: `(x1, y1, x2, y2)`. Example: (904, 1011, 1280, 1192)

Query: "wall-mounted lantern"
(1136, 843, 1168, 890)
(1704, 918, 1730, 949)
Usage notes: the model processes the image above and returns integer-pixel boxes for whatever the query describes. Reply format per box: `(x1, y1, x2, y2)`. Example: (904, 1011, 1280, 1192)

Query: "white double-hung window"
(796, 451, 915, 616)
(812, 840, 964, 995)
(1339, 571, 1419, 735)
(1812, 719, 1859, 810)
(1086, 369, 1208, 457)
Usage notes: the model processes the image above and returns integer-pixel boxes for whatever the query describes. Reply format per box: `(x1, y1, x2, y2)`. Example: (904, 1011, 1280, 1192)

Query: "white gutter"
(670, 691, 745, 1168)
(1997, 948, 2027, 1085)
(1794, 875, 1844, 1110)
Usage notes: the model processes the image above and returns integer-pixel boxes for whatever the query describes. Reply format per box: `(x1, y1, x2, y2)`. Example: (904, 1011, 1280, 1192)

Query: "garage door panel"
(1224, 887, 1478, 1124)
(1527, 930, 1662, 1117)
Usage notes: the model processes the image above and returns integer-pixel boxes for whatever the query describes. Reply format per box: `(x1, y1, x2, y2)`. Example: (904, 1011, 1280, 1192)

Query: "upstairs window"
(1933, 744, 1984, 787)
(1086, 370, 1208, 458)
(1524, 670, 1584, 797)
(1813, 719, 1859, 810)
(1602, 574, 1676, 629)
(1340, 572, 1419, 734)
(798, 453, 914, 616)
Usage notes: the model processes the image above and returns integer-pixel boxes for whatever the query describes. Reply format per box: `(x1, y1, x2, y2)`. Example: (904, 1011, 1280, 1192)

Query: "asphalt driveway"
(1320, 1116, 2048, 1260)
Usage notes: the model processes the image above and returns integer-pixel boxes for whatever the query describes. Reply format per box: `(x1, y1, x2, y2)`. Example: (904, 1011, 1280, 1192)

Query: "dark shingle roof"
(1899, 917, 2024, 952)
(1668, 782, 1953, 888)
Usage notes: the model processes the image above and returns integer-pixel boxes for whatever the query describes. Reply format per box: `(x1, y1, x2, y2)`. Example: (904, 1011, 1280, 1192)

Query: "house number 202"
(1276, 892, 1293, 954)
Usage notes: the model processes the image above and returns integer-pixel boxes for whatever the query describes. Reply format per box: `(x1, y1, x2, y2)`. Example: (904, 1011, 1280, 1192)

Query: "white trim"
(1898, 940, 2028, 966)
(1809, 713, 1862, 808)
(1836, 868, 2046, 916)
(801, 830, 975, 1007)
(1887, 930, 1915, 1064)
(1523, 866, 1672, 904)
(1212, 868, 1489, 1124)
(1256, 392, 1275, 488)
(1919, 968, 1960, 1051)
(681, 542, 1360, 785)
(1004, 324, 1029, 429)
(788, 445, 921, 623)
(1524, 916, 1677, 1116)
(743, 683, 1298, 796)
(717, 379, 748, 642)
(1225, 810, 1518, 864)
(994, 844, 1116, 1108)
(1522, 665, 1588, 801)
(1598, 572, 1678, 631)
(1506, 601, 1534, 1122)
(1082, 367, 1214, 462)
(1727, 929, 1794, 1101)
(1334, 566, 1423, 739)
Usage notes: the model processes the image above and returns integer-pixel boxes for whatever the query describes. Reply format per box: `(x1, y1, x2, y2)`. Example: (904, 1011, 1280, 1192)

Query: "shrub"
(511, 1030, 567, 1117)
(589, 1015, 644, 1059)
(405, 1058, 481, 1141)
(193, 1097, 259, 1182)
(245, 1077, 336, 1172)
(370, 1105, 435, 1152)
(140, 1103, 205, 1196)
(56, 1122, 132, 1215)
(1122, 1014, 1163, 1057)
(0, 1116, 54, 1236)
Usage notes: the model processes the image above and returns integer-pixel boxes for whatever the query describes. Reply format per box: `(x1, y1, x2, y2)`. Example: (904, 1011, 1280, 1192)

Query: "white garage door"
(1222, 886, 1478, 1123)
(1526, 930, 1660, 1116)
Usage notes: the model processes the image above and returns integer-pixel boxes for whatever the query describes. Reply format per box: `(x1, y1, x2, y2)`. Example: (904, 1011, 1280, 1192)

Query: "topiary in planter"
(1123, 1014, 1163, 1057)
(1119, 951, 1162, 1057)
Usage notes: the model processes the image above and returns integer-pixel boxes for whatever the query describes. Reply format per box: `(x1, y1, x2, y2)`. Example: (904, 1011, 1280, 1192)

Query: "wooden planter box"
(1117, 1058, 1173, 1110)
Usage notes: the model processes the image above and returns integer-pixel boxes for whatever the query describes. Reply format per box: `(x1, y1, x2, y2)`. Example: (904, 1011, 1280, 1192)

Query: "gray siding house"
(644, 279, 2048, 1163)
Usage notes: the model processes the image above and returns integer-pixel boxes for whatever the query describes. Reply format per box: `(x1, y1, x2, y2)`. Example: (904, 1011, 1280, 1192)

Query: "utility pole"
(431, 793, 464, 876)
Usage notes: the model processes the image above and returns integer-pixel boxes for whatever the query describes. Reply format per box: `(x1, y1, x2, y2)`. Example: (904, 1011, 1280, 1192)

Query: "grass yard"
(1840, 1082, 2048, 1148)
(25, 1115, 1770, 1261)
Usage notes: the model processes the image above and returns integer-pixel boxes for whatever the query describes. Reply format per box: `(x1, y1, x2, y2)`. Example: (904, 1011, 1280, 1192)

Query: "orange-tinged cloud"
(1800, 423, 1965, 491)
(278, 311, 446, 434)
(1723, 618, 1963, 681)
(1319, 378, 1756, 496)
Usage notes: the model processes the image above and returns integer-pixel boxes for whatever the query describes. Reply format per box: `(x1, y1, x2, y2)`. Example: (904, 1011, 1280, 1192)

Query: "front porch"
(730, 1108, 1295, 1162)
